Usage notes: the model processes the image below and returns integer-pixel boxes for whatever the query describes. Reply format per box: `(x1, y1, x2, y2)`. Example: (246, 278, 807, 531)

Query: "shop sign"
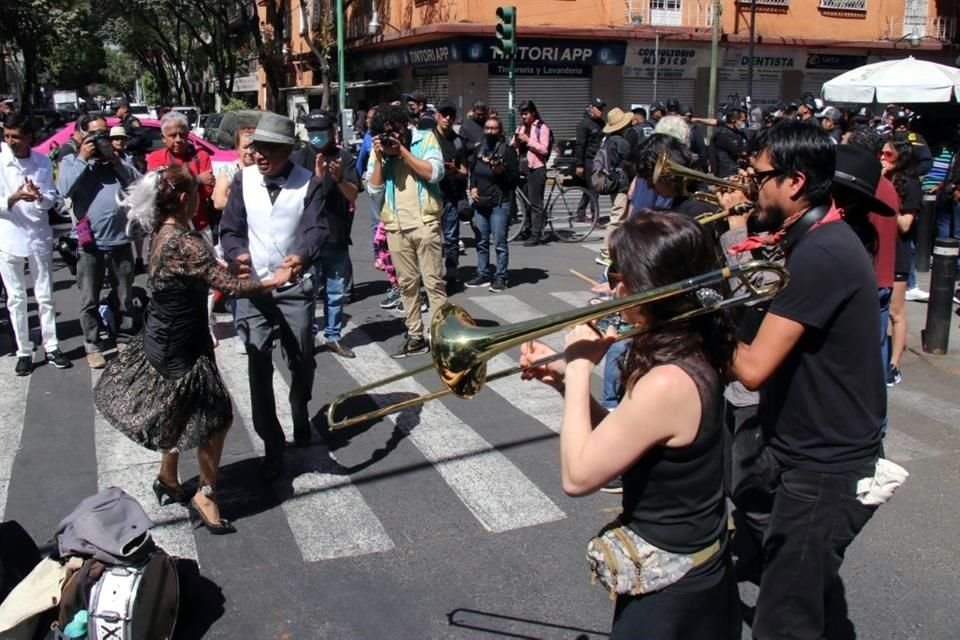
(720, 47, 799, 80)
(233, 74, 258, 93)
(488, 63, 591, 77)
(462, 38, 625, 66)
(623, 42, 706, 79)
(806, 53, 867, 69)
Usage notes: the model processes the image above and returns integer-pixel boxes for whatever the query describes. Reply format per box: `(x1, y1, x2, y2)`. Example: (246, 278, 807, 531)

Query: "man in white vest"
(220, 112, 329, 480)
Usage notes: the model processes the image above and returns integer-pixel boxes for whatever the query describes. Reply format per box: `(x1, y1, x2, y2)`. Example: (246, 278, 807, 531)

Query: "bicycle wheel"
(507, 196, 531, 243)
(546, 185, 599, 243)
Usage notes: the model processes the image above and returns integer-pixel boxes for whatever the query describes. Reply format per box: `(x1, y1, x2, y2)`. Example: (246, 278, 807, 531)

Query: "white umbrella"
(821, 56, 960, 103)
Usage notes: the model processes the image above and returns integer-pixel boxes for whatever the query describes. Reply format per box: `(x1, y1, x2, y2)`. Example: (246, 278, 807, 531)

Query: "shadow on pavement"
(447, 607, 609, 639)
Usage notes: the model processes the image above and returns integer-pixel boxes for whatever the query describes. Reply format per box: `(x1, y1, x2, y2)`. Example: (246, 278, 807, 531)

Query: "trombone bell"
(652, 151, 750, 198)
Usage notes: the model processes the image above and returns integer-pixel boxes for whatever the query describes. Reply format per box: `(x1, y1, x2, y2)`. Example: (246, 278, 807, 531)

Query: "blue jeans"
(314, 246, 348, 341)
(602, 339, 629, 410)
(441, 199, 460, 279)
(473, 203, 510, 280)
(878, 287, 891, 435)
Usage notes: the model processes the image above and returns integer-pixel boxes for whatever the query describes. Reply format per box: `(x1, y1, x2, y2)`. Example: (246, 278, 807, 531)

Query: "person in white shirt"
(0, 113, 72, 375)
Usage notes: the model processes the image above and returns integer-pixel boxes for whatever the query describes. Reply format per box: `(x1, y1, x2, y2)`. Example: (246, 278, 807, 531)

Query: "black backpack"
(590, 136, 626, 195)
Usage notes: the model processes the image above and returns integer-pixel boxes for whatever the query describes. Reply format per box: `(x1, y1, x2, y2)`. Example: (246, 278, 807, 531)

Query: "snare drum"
(88, 553, 179, 640)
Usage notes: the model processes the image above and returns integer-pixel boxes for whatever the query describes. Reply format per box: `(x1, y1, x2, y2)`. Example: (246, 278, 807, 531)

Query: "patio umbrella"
(821, 56, 960, 103)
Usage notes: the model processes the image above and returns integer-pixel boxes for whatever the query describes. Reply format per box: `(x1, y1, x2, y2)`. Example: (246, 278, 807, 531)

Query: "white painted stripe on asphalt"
(0, 369, 30, 519)
(338, 324, 565, 532)
(215, 334, 395, 561)
(888, 387, 960, 430)
(883, 427, 941, 463)
(483, 353, 565, 434)
(581, 243, 604, 253)
(91, 370, 199, 561)
(551, 290, 595, 309)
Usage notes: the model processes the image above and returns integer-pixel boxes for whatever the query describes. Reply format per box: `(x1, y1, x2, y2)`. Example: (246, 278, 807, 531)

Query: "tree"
(253, 0, 290, 112)
(101, 47, 140, 98)
(304, 0, 335, 110)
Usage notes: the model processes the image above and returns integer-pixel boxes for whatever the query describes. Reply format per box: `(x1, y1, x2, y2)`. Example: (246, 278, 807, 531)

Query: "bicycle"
(507, 171, 600, 243)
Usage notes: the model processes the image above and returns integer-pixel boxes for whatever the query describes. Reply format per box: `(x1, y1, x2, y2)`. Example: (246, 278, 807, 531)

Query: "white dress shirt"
(0, 144, 56, 257)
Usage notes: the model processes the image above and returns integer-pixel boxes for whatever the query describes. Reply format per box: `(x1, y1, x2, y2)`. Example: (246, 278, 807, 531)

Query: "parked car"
(205, 110, 262, 150)
(171, 106, 200, 128)
(33, 117, 238, 175)
(195, 112, 222, 140)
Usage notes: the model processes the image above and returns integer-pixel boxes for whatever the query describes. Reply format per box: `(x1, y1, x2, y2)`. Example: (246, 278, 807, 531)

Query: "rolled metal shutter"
(413, 69, 449, 106)
(488, 76, 590, 142)
(621, 78, 696, 109)
(800, 72, 841, 100)
(717, 78, 781, 109)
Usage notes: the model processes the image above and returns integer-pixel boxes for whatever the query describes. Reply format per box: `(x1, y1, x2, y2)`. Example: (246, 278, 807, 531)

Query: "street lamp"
(368, 10, 401, 35)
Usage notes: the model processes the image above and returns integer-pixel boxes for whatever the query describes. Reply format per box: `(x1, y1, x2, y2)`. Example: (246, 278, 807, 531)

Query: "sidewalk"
(903, 271, 960, 376)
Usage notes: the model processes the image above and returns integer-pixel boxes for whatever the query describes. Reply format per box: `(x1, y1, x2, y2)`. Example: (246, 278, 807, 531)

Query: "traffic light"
(495, 6, 517, 57)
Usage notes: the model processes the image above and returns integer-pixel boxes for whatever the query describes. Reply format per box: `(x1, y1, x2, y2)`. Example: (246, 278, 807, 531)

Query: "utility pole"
(653, 31, 660, 103)
(707, 0, 721, 133)
(746, 0, 757, 107)
(336, 0, 348, 139)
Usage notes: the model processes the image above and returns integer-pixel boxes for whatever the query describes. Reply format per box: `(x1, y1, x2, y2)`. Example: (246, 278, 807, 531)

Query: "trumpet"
(325, 260, 788, 431)
(652, 152, 755, 224)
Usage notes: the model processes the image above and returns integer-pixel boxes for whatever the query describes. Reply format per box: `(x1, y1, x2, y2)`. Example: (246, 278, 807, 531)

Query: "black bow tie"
(262, 177, 286, 189)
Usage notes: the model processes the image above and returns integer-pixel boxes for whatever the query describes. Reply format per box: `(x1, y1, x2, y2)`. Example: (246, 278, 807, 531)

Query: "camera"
(378, 132, 398, 148)
(87, 132, 115, 160)
(55, 236, 79, 276)
(483, 153, 504, 168)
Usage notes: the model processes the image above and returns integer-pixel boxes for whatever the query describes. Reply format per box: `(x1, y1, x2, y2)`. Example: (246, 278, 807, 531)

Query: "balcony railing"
(736, 0, 789, 6)
(883, 15, 957, 41)
(625, 1, 715, 28)
(819, 0, 866, 11)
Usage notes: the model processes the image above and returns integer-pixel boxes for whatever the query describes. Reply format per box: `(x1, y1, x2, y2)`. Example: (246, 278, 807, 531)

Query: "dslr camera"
(87, 132, 115, 160)
(378, 132, 399, 148)
(483, 152, 504, 168)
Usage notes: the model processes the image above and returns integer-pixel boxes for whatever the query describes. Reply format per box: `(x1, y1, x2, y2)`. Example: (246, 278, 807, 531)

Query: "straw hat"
(602, 107, 633, 134)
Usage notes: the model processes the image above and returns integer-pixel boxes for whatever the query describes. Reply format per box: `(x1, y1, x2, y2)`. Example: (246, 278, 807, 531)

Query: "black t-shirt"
(470, 141, 519, 206)
(292, 146, 360, 248)
(436, 128, 467, 201)
(759, 221, 884, 472)
(894, 176, 921, 275)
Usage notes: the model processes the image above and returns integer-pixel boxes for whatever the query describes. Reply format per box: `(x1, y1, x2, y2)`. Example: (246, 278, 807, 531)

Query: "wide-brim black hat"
(833, 145, 896, 216)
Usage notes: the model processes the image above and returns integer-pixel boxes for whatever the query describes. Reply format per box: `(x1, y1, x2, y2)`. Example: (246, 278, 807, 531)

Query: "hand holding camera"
(482, 152, 505, 174)
(79, 132, 116, 163)
(375, 132, 402, 157)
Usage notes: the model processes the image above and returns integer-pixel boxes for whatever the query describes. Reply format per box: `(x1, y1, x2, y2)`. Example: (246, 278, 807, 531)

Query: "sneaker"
(394, 299, 406, 314)
(15, 356, 32, 376)
(458, 240, 466, 255)
(600, 477, 623, 494)
(465, 274, 491, 288)
(392, 335, 430, 359)
(886, 364, 902, 387)
(595, 252, 611, 267)
(904, 287, 929, 302)
(45, 349, 72, 369)
(489, 277, 507, 293)
(86, 351, 107, 369)
(379, 287, 402, 309)
(953, 289, 960, 305)
(419, 293, 429, 313)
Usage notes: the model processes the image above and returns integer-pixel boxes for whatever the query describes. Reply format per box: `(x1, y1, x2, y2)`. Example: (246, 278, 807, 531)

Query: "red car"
(33, 117, 239, 175)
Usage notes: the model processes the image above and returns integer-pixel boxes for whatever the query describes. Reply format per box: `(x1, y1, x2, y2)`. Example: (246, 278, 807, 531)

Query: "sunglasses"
(749, 169, 784, 190)
(880, 149, 897, 161)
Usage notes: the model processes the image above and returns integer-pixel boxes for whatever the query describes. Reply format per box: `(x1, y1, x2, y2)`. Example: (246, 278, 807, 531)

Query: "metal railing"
(883, 15, 957, 41)
(625, 0, 715, 28)
(818, 0, 866, 11)
(736, 0, 789, 6)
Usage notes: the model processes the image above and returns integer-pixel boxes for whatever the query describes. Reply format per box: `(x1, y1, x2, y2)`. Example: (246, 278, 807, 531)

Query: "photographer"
(366, 102, 446, 359)
(57, 114, 142, 369)
(466, 116, 518, 293)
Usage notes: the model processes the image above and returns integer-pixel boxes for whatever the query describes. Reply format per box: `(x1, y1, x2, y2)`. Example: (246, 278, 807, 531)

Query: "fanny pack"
(74, 214, 96, 250)
(587, 519, 720, 599)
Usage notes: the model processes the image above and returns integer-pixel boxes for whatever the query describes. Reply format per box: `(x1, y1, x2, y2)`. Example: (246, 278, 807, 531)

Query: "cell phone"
(593, 314, 629, 335)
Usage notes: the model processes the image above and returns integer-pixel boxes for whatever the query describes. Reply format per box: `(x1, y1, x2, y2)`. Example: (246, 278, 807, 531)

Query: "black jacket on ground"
(575, 111, 604, 169)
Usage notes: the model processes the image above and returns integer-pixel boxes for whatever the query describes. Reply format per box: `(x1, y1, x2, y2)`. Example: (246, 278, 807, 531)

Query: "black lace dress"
(94, 224, 261, 452)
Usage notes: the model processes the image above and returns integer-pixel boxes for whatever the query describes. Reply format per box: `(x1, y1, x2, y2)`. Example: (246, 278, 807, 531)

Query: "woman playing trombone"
(520, 212, 739, 639)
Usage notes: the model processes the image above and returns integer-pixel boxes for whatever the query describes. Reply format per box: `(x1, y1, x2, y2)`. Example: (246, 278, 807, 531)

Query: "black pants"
(522, 166, 547, 239)
(577, 160, 595, 212)
(234, 278, 316, 456)
(752, 461, 877, 640)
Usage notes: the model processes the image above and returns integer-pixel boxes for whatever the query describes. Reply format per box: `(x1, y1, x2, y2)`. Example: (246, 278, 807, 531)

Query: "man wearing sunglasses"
(727, 121, 885, 639)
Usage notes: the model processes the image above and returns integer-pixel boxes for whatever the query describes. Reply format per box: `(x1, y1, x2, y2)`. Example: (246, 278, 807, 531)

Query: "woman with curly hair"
(880, 137, 922, 386)
(520, 213, 739, 639)
(94, 164, 290, 534)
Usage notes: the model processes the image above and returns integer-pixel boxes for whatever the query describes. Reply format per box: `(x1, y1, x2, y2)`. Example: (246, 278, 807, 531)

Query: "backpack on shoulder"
(590, 137, 625, 196)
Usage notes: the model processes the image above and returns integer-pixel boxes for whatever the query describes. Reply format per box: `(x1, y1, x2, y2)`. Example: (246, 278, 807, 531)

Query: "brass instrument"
(325, 260, 788, 431)
(651, 152, 755, 224)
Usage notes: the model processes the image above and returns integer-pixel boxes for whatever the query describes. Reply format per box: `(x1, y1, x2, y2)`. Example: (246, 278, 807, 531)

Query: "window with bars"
(651, 0, 681, 10)
(819, 0, 867, 10)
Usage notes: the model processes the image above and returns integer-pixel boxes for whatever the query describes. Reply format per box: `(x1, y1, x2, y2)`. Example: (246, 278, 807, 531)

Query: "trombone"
(651, 152, 754, 225)
(326, 260, 788, 431)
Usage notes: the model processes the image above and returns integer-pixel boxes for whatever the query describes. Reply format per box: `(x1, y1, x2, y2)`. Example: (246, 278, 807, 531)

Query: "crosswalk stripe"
(214, 330, 395, 561)
(91, 369, 199, 561)
(0, 369, 30, 520)
(337, 323, 565, 533)
(888, 387, 960, 431)
(550, 290, 595, 309)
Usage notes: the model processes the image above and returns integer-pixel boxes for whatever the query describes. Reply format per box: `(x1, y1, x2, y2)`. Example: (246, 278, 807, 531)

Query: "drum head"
(131, 554, 179, 640)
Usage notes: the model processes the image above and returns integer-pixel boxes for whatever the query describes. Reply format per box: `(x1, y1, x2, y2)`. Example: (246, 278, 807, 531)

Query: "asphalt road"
(2, 198, 959, 639)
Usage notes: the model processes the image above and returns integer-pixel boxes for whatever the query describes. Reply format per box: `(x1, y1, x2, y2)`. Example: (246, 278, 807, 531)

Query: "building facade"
(255, 0, 958, 137)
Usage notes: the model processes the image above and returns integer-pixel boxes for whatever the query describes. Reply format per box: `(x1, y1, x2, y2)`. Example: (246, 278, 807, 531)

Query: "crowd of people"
(0, 86, 956, 638)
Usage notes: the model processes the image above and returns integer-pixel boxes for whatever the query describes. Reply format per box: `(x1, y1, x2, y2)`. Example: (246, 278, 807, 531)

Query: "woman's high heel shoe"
(153, 479, 193, 506)
(188, 497, 236, 535)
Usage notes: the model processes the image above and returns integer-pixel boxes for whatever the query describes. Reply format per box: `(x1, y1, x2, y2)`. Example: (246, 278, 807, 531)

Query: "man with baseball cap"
(815, 106, 843, 144)
(402, 90, 428, 120)
(220, 112, 331, 476)
(574, 98, 605, 182)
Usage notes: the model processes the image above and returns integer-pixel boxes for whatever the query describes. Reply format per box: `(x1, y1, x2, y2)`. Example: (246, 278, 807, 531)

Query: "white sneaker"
(905, 287, 929, 302)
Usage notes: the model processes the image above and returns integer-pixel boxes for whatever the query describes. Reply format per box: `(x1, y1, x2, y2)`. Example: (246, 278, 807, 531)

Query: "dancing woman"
(520, 213, 739, 639)
(94, 165, 290, 535)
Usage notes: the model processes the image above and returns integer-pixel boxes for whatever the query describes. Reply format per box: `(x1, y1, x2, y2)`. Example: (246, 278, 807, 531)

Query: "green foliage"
(222, 97, 252, 112)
